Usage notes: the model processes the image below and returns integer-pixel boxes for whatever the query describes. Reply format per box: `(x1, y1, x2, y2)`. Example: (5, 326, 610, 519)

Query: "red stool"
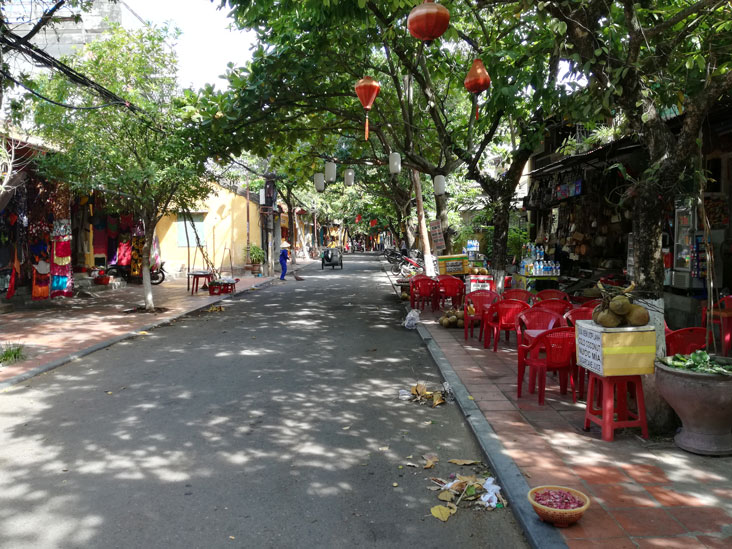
(583, 373, 649, 442)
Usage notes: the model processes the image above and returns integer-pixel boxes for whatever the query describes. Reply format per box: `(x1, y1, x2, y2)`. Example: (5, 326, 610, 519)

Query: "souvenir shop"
(0, 171, 148, 301)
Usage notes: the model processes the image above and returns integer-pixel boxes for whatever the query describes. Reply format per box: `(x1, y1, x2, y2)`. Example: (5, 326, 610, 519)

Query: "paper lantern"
(434, 174, 446, 195)
(355, 76, 381, 140)
(370, 219, 378, 227)
(314, 173, 325, 193)
(325, 161, 337, 183)
(344, 169, 355, 187)
(464, 59, 491, 120)
(259, 188, 265, 203)
(356, 214, 362, 223)
(389, 152, 401, 174)
(407, 1, 450, 44)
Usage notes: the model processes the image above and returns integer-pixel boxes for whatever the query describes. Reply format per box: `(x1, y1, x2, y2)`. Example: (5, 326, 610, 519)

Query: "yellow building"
(156, 184, 262, 275)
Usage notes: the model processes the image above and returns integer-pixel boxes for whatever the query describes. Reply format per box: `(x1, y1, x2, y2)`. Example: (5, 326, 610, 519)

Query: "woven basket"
(527, 485, 590, 527)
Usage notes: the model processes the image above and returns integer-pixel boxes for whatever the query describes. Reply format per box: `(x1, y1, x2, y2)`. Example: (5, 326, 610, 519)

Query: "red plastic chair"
(463, 290, 500, 341)
(580, 299, 603, 310)
(532, 298, 573, 316)
(564, 307, 595, 327)
(535, 289, 570, 302)
(408, 274, 430, 308)
(502, 288, 533, 304)
(483, 299, 531, 351)
(515, 309, 566, 348)
(410, 277, 438, 311)
(518, 327, 577, 405)
(436, 275, 465, 310)
(665, 327, 708, 356)
(701, 296, 732, 356)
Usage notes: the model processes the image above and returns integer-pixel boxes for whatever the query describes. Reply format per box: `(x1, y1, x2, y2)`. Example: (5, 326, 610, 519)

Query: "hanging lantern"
(344, 169, 355, 187)
(464, 59, 491, 120)
(355, 76, 381, 140)
(325, 161, 337, 183)
(434, 174, 446, 195)
(314, 173, 325, 193)
(356, 214, 362, 223)
(259, 188, 265, 203)
(389, 152, 401, 174)
(407, 1, 450, 44)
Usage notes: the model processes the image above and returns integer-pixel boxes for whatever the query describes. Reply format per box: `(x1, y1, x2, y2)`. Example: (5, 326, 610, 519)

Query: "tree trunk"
(142, 216, 156, 311)
(490, 191, 512, 293)
(286, 189, 296, 265)
(412, 169, 435, 276)
(632, 183, 666, 296)
(435, 192, 451, 254)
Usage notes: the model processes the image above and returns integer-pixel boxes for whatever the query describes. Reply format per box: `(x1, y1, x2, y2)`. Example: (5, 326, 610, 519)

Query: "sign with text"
(576, 322, 604, 375)
(430, 219, 445, 251)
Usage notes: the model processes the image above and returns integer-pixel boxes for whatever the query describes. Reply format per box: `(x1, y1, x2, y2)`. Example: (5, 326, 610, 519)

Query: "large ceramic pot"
(655, 359, 732, 456)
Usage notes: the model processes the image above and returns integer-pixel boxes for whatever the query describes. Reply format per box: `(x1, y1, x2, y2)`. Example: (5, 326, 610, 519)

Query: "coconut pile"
(438, 307, 464, 329)
(592, 282, 650, 327)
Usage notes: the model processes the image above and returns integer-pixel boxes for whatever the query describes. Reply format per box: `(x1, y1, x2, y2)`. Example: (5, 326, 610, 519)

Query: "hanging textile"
(32, 269, 50, 300)
(51, 235, 73, 298)
(130, 236, 144, 276)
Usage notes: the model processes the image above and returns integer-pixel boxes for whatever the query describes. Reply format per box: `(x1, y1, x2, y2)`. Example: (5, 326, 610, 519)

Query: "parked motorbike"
(106, 261, 167, 285)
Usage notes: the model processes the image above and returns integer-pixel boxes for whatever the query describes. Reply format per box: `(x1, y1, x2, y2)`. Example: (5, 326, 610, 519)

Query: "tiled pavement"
(0, 269, 285, 387)
(418, 306, 732, 548)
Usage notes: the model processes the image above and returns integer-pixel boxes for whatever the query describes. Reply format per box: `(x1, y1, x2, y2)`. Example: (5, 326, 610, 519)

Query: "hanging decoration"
(355, 76, 381, 140)
(344, 169, 355, 187)
(464, 59, 491, 120)
(407, 1, 450, 44)
(355, 214, 362, 223)
(370, 219, 378, 227)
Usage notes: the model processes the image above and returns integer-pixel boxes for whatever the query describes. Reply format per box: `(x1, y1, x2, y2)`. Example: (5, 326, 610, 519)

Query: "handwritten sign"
(430, 220, 445, 251)
(576, 322, 604, 375)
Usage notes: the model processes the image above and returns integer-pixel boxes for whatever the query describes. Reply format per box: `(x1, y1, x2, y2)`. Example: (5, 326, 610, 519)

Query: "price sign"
(576, 322, 604, 375)
(430, 220, 445, 251)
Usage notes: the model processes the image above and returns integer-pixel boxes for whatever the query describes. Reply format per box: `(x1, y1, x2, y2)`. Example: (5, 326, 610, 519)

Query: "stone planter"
(251, 263, 262, 275)
(655, 359, 732, 456)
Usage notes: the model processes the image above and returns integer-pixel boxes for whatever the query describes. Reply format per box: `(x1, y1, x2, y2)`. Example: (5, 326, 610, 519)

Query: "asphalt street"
(0, 253, 527, 548)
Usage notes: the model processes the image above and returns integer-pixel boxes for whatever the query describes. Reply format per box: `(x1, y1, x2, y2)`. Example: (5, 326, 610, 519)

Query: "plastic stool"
(583, 373, 649, 442)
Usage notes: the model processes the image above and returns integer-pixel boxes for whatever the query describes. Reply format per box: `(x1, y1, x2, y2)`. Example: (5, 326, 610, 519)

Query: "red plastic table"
(188, 271, 213, 295)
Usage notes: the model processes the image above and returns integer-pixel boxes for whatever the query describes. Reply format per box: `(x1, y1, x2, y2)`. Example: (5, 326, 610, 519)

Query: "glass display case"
(672, 200, 695, 289)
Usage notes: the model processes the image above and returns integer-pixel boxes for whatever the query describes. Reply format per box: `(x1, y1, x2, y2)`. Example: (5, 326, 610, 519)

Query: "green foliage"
(248, 244, 265, 263)
(0, 342, 24, 365)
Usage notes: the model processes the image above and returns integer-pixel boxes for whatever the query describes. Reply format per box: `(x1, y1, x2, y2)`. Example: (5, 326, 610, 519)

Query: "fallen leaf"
(398, 465, 403, 470)
(392, 482, 399, 487)
(438, 490, 454, 502)
(105, 391, 113, 395)
(468, 395, 474, 400)
(406, 462, 418, 468)
(431, 391, 445, 407)
(430, 505, 452, 522)
(137, 331, 149, 335)
(423, 453, 439, 469)
(342, 426, 351, 430)
(405, 455, 413, 459)
(447, 502, 458, 514)
(378, 446, 389, 451)
(427, 486, 442, 491)
(448, 459, 479, 466)
(229, 536, 235, 540)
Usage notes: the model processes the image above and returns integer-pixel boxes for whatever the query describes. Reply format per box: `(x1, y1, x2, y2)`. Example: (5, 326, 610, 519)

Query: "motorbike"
(106, 261, 167, 285)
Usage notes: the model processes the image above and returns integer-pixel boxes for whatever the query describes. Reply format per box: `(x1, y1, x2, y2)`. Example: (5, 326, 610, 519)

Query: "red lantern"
(407, 1, 450, 44)
(464, 59, 491, 120)
(356, 214, 362, 223)
(370, 219, 378, 227)
(355, 76, 381, 140)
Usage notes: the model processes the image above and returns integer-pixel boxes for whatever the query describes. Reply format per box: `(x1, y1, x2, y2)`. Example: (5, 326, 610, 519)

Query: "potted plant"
(656, 351, 732, 456)
(248, 244, 265, 275)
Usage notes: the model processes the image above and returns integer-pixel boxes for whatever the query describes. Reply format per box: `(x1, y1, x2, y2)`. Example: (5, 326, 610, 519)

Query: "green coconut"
(609, 295, 631, 315)
(626, 304, 650, 326)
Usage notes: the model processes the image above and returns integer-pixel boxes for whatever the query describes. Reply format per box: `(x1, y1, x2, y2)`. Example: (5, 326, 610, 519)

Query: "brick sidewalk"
(0, 272, 280, 386)
(418, 306, 732, 548)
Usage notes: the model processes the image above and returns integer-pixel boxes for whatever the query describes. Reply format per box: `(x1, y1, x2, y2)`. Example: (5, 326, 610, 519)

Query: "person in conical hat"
(279, 242, 290, 280)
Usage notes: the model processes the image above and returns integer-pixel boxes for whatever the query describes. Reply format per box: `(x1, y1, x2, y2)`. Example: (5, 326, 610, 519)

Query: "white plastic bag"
(403, 309, 420, 329)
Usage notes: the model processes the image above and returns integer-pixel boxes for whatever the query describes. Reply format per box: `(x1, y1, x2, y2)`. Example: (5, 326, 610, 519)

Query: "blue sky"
(121, 0, 255, 90)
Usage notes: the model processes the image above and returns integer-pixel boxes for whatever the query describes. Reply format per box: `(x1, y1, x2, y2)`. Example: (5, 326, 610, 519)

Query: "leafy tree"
(27, 24, 211, 310)
(539, 0, 732, 297)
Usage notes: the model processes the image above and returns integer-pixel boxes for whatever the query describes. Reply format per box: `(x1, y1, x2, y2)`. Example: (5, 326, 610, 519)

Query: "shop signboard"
(430, 219, 445, 251)
(575, 320, 656, 376)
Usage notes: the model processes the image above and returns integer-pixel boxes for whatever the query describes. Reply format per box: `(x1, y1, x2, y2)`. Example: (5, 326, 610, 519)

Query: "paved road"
(0, 253, 526, 548)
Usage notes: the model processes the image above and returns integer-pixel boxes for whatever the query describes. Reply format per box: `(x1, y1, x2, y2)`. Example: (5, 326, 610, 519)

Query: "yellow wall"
(157, 186, 262, 273)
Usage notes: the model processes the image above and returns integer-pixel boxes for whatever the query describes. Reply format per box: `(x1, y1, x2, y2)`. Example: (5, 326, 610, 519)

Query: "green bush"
(248, 244, 265, 264)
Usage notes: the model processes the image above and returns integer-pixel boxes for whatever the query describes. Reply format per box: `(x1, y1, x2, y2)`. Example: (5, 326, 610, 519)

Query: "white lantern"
(314, 173, 325, 192)
(344, 169, 355, 187)
(389, 152, 401, 174)
(259, 188, 265, 204)
(325, 161, 337, 182)
(434, 174, 446, 195)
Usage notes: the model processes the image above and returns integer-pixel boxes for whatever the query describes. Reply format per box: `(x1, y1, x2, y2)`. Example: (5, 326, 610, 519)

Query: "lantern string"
(365, 111, 369, 141)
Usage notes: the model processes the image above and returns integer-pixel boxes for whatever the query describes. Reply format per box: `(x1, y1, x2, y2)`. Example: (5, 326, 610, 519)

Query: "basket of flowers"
(527, 485, 590, 527)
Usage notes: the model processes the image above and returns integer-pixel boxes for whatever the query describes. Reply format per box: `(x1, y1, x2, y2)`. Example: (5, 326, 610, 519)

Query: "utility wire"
(0, 28, 143, 114)
(0, 68, 129, 110)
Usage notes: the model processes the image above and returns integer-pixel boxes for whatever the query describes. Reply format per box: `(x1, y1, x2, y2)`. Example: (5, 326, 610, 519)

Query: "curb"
(0, 276, 277, 392)
(380, 260, 567, 549)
